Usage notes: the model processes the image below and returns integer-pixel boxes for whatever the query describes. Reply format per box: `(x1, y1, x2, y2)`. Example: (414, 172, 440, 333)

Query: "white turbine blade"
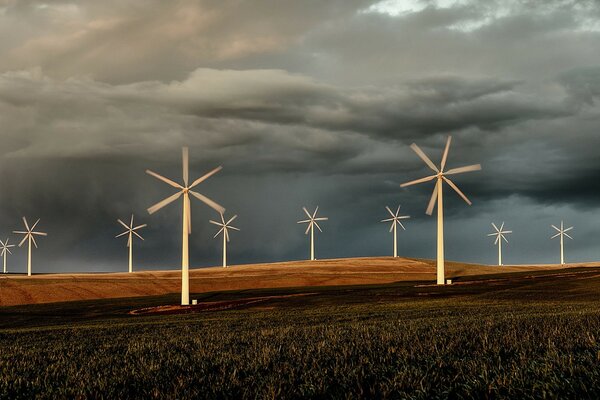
(551, 232, 561, 239)
(189, 190, 225, 214)
(146, 169, 183, 189)
(503, 230, 513, 234)
(444, 164, 482, 175)
(186, 193, 192, 234)
(443, 176, 472, 205)
(127, 235, 131, 248)
(410, 143, 439, 173)
(226, 215, 238, 225)
(32, 232, 47, 236)
(314, 221, 323, 232)
(564, 227, 574, 232)
(133, 224, 147, 231)
(304, 222, 312, 235)
(189, 166, 223, 189)
(297, 219, 311, 224)
(395, 205, 401, 217)
(0, 240, 4, 247)
(214, 227, 225, 238)
(148, 191, 183, 214)
(440, 136, 452, 172)
(495, 236, 500, 245)
(31, 235, 38, 248)
(487, 233, 497, 237)
(385, 206, 395, 217)
(22, 217, 30, 231)
(115, 231, 129, 238)
(400, 174, 436, 188)
(564, 232, 573, 240)
(129, 214, 134, 229)
(381, 217, 395, 222)
(425, 183, 438, 216)
(312, 206, 319, 219)
(132, 230, 144, 241)
(209, 220, 225, 227)
(388, 223, 394, 232)
(225, 228, 230, 242)
(397, 215, 411, 220)
(7, 244, 14, 248)
(302, 207, 312, 219)
(551, 225, 560, 232)
(117, 219, 130, 230)
(492, 222, 500, 232)
(13, 231, 28, 235)
(228, 226, 240, 231)
(18, 235, 28, 247)
(499, 222, 505, 231)
(6, 248, 12, 255)
(501, 234, 509, 243)
(182, 147, 189, 187)
(314, 217, 328, 221)
(30, 218, 40, 231)
(398, 221, 406, 230)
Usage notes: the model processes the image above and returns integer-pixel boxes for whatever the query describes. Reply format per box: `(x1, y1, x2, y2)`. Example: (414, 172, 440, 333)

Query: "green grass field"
(1, 267, 600, 399)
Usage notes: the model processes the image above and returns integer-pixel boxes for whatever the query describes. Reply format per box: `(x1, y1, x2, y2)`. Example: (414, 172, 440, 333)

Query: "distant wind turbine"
(210, 214, 240, 268)
(0, 238, 15, 273)
(551, 221, 573, 265)
(146, 147, 225, 306)
(116, 215, 147, 273)
(487, 222, 512, 266)
(297, 207, 328, 261)
(401, 136, 482, 285)
(381, 205, 410, 258)
(13, 218, 47, 276)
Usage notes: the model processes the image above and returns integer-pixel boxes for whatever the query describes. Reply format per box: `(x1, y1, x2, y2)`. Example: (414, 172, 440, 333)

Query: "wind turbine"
(381, 205, 410, 258)
(551, 221, 573, 265)
(209, 214, 240, 268)
(487, 222, 512, 266)
(116, 215, 147, 273)
(297, 207, 328, 261)
(400, 136, 482, 285)
(146, 147, 225, 305)
(13, 217, 47, 276)
(0, 238, 15, 273)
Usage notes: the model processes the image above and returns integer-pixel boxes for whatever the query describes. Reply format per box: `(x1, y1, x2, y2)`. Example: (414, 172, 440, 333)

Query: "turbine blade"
(182, 147, 189, 187)
(30, 219, 40, 231)
(31, 235, 38, 249)
(312, 206, 319, 219)
(314, 221, 323, 232)
(18, 236, 28, 247)
(226, 215, 238, 225)
(442, 176, 472, 205)
(564, 227, 574, 232)
(444, 164, 482, 175)
(564, 233, 573, 240)
(503, 230, 513, 234)
(400, 174, 436, 188)
(410, 143, 439, 173)
(146, 170, 183, 189)
(297, 219, 311, 224)
(189, 190, 225, 214)
(492, 222, 499, 232)
(502, 234, 509, 243)
(303, 207, 311, 218)
(225, 229, 230, 242)
(495, 236, 500, 245)
(13, 231, 28, 235)
(214, 227, 225, 238)
(130, 214, 134, 228)
(395, 205, 401, 216)
(22, 217, 30, 231)
(397, 215, 410, 220)
(487, 233, 497, 236)
(132, 230, 144, 241)
(228, 226, 240, 232)
(398, 221, 406, 230)
(385, 206, 394, 217)
(189, 166, 222, 189)
(305, 223, 312, 235)
(127, 235, 131, 248)
(115, 231, 129, 238)
(133, 224, 147, 231)
(32, 232, 47, 236)
(499, 222, 505, 231)
(551, 232, 561, 239)
(314, 217, 328, 221)
(425, 182, 439, 216)
(117, 219, 130, 230)
(209, 220, 224, 226)
(389, 223, 394, 232)
(551, 225, 560, 232)
(186, 194, 192, 234)
(148, 191, 183, 214)
(6, 248, 11, 255)
(440, 136, 452, 172)
(381, 217, 395, 222)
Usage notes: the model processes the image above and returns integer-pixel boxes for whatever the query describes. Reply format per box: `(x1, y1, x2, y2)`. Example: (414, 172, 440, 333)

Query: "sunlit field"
(1, 267, 600, 398)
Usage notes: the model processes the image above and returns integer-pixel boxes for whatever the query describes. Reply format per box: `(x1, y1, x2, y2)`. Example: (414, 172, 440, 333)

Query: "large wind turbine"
(551, 221, 573, 265)
(487, 222, 512, 266)
(146, 147, 225, 306)
(381, 205, 410, 258)
(13, 218, 47, 276)
(116, 215, 147, 273)
(210, 214, 240, 268)
(0, 238, 15, 273)
(297, 207, 328, 261)
(401, 136, 482, 285)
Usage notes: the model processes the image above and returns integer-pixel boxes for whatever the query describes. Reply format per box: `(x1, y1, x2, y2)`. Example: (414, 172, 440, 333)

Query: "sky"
(0, 0, 600, 272)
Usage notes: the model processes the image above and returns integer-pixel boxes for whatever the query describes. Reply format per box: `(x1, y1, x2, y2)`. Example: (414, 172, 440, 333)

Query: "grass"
(1, 267, 600, 398)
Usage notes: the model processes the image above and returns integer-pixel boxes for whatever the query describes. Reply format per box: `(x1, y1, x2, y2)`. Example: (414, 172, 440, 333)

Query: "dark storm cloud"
(0, 0, 600, 271)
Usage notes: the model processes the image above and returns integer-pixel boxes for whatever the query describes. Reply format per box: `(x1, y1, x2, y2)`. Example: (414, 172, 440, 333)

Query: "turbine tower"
(487, 222, 512, 266)
(146, 147, 225, 306)
(210, 214, 240, 268)
(551, 221, 573, 265)
(297, 207, 328, 261)
(0, 238, 15, 273)
(116, 215, 147, 273)
(401, 136, 481, 285)
(13, 218, 47, 276)
(380, 205, 410, 257)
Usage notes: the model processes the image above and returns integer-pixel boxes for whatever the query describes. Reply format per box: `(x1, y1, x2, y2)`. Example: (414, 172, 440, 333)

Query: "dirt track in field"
(0, 257, 596, 306)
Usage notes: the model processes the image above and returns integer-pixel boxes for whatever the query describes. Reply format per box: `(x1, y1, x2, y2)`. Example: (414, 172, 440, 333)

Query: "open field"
(1, 261, 600, 398)
(1, 256, 595, 306)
